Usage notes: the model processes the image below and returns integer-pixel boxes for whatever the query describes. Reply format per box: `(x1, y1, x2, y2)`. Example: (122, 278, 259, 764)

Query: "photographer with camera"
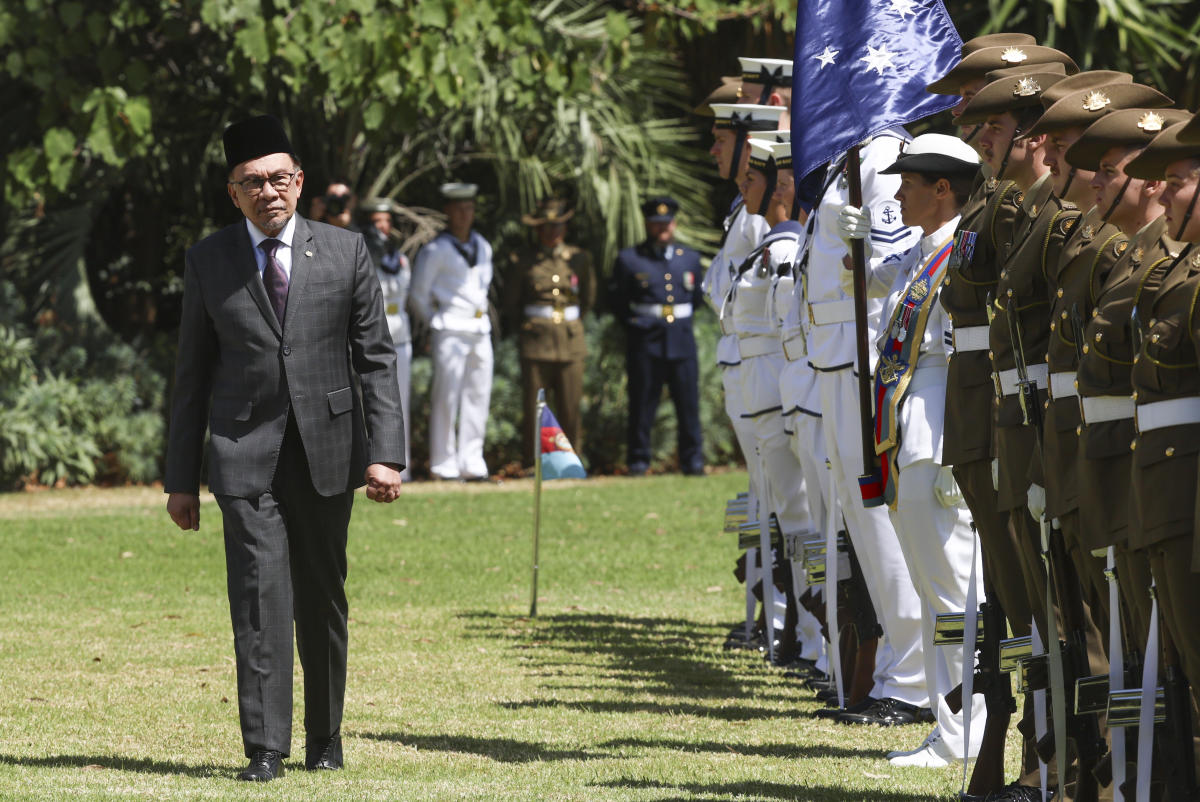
(319, 180, 361, 232)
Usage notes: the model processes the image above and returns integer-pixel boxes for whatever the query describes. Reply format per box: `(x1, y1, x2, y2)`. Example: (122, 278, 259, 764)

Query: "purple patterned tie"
(259, 238, 289, 324)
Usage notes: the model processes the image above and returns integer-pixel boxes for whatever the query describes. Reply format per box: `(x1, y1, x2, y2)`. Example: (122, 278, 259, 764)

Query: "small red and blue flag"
(539, 404, 586, 480)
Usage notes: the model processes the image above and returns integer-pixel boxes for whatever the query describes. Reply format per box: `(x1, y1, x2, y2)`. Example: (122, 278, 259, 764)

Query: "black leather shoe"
(959, 783, 1048, 801)
(815, 695, 876, 719)
(238, 750, 284, 781)
(836, 697, 925, 726)
(305, 734, 343, 771)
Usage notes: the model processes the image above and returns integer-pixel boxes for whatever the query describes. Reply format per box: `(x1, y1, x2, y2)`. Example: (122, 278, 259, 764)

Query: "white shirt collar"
(920, 215, 960, 258)
(246, 214, 296, 251)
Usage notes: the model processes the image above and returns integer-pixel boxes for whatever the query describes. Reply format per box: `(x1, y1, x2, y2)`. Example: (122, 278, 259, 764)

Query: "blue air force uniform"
(609, 198, 705, 474)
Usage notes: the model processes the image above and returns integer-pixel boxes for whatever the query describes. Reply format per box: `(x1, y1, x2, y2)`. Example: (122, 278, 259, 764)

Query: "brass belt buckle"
(552, 308, 564, 324)
(662, 303, 674, 322)
(474, 308, 484, 319)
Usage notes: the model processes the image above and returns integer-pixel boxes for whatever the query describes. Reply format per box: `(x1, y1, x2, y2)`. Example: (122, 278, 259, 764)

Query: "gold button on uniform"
(664, 273, 672, 281)
(1050, 321, 1056, 331)
(552, 275, 560, 283)
(1166, 447, 1176, 457)
(667, 295, 675, 302)
(1131, 439, 1137, 451)
(1057, 288, 1064, 298)
(1076, 425, 1082, 435)
(1082, 344, 1090, 354)
(552, 288, 560, 296)
(665, 283, 673, 291)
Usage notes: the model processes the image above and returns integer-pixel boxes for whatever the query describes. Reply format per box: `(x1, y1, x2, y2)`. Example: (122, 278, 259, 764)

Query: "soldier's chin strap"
(729, 129, 749, 186)
(1175, 179, 1200, 242)
(961, 123, 983, 146)
(1100, 176, 1131, 223)
(995, 128, 1021, 183)
(1059, 166, 1077, 200)
(758, 165, 778, 217)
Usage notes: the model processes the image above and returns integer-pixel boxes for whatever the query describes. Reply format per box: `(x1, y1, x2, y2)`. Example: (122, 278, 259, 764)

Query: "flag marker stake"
(530, 388, 546, 617)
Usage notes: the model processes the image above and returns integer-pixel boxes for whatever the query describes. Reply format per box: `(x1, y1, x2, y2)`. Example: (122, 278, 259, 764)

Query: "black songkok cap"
(223, 114, 295, 172)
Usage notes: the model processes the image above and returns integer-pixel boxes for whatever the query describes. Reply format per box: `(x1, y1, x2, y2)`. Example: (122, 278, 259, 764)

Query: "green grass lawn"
(0, 474, 1015, 800)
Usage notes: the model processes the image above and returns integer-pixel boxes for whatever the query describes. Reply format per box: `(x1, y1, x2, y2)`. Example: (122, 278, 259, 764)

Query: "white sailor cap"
(738, 57, 793, 86)
(880, 133, 981, 175)
(770, 140, 792, 170)
(747, 138, 780, 172)
(710, 103, 787, 132)
(440, 182, 478, 200)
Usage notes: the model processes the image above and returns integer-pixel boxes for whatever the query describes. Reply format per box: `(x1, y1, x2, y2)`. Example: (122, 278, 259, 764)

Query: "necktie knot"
(260, 238, 281, 258)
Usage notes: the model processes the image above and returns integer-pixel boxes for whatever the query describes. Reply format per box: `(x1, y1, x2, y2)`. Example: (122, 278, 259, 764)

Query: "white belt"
(1135, 397, 1200, 433)
(631, 302, 692, 319)
(952, 325, 990, 353)
(524, 304, 580, 321)
(739, 335, 782, 360)
(997, 363, 1049, 396)
(1081, 395, 1134, 425)
(1050, 371, 1077, 400)
(443, 306, 487, 320)
(808, 299, 856, 326)
(782, 334, 806, 363)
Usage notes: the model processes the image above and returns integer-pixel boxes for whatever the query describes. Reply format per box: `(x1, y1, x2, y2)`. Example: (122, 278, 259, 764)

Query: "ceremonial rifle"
(1009, 290, 1101, 801)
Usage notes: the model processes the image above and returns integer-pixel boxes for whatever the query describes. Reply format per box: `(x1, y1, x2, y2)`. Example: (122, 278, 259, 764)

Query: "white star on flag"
(814, 45, 838, 69)
(861, 44, 894, 75)
(889, 0, 918, 17)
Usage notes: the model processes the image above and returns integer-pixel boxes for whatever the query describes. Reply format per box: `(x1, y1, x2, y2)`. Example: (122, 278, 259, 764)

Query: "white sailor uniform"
(378, 253, 414, 481)
(866, 217, 987, 760)
(411, 230, 494, 480)
(796, 130, 927, 707)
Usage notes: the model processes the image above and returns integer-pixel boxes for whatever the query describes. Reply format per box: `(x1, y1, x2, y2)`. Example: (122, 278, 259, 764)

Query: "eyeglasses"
(230, 171, 299, 196)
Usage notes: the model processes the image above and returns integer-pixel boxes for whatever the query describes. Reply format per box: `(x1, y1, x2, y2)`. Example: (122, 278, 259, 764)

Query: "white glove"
(991, 458, 999, 492)
(1027, 483, 1046, 521)
(837, 204, 874, 262)
(933, 465, 963, 508)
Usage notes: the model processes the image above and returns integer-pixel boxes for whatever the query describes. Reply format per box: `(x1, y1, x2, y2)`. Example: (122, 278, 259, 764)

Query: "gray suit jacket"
(165, 215, 405, 498)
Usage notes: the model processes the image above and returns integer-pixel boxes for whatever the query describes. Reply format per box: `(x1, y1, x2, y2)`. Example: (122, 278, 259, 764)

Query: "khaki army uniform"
(944, 174, 1033, 635)
(1130, 242, 1200, 696)
(503, 242, 596, 463)
(988, 173, 1059, 636)
(1040, 209, 1128, 638)
(1077, 217, 1175, 642)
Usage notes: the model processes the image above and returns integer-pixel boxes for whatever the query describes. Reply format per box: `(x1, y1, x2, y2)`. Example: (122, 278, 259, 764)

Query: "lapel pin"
(305, 250, 313, 257)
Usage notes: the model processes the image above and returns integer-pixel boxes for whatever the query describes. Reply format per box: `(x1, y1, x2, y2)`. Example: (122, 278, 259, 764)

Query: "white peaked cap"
(738, 57, 793, 80)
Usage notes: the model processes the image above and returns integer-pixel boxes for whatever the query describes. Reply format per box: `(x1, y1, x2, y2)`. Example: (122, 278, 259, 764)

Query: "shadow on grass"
(595, 736, 876, 761)
(357, 732, 601, 762)
(0, 753, 221, 778)
(594, 778, 949, 801)
(498, 698, 787, 721)
(459, 611, 765, 703)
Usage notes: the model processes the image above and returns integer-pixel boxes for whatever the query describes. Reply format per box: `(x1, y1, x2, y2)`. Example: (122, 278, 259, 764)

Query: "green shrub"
(0, 280, 166, 489)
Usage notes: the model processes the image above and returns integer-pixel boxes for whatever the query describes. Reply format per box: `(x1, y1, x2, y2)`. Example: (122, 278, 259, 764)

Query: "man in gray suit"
(164, 115, 405, 782)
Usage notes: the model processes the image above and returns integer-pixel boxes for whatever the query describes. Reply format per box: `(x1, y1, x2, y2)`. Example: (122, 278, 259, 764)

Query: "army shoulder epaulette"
(987, 180, 1020, 252)
(1042, 206, 1080, 281)
(1088, 231, 1128, 305)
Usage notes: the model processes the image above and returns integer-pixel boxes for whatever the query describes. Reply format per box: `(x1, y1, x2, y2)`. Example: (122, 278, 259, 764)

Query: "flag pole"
(529, 388, 546, 617)
(846, 145, 880, 496)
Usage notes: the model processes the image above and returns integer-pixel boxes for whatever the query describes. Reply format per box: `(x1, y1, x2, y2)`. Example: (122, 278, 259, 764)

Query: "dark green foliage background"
(1, 0, 1195, 487)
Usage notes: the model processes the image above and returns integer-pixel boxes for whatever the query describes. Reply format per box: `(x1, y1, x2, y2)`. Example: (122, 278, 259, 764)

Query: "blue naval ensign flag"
(789, 0, 963, 183)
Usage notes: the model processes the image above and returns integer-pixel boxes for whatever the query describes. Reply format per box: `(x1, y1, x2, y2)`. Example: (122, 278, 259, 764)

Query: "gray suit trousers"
(216, 413, 353, 757)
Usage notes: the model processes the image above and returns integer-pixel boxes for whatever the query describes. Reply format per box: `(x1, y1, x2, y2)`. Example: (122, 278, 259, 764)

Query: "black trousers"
(625, 349, 702, 471)
(215, 414, 354, 757)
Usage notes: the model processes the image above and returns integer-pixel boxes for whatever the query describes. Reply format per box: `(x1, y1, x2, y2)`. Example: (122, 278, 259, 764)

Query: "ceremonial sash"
(871, 232, 975, 508)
